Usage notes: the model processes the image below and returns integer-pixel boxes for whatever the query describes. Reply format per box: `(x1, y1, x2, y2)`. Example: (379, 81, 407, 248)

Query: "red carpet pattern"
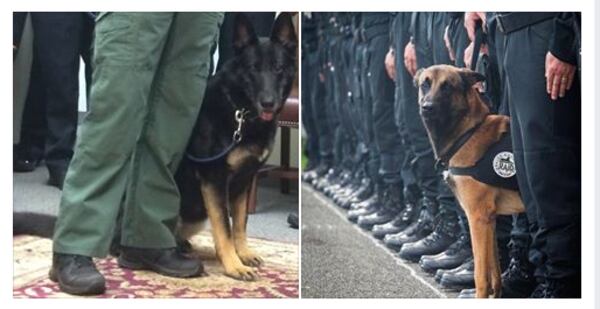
(14, 233, 298, 298)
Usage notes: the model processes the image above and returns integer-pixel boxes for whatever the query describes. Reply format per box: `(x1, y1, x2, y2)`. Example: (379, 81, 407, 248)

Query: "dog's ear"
(413, 68, 424, 88)
(233, 13, 258, 52)
(271, 12, 297, 52)
(458, 69, 486, 89)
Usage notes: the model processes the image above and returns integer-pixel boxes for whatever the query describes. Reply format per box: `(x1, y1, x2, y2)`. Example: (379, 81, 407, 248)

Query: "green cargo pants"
(53, 12, 224, 257)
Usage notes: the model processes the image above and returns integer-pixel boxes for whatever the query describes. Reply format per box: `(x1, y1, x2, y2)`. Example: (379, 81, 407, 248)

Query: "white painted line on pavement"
(303, 184, 448, 299)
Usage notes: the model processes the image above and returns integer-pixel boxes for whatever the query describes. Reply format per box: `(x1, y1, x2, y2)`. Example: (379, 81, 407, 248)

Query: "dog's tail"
(13, 212, 56, 238)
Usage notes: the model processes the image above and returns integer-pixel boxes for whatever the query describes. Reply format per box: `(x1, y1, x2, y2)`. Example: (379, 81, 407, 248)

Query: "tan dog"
(414, 65, 524, 298)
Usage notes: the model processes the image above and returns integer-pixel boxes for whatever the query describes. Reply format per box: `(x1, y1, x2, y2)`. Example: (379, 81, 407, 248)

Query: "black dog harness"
(438, 117, 519, 191)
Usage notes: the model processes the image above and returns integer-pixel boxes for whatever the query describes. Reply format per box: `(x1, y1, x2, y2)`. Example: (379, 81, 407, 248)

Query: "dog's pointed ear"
(458, 69, 486, 89)
(233, 13, 258, 52)
(271, 12, 297, 52)
(413, 68, 424, 88)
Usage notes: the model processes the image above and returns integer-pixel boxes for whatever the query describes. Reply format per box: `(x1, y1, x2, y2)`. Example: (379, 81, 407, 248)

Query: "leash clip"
(233, 109, 248, 143)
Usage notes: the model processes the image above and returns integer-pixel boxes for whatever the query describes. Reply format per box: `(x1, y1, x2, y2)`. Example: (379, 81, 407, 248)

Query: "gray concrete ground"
(301, 184, 458, 298)
(13, 166, 298, 244)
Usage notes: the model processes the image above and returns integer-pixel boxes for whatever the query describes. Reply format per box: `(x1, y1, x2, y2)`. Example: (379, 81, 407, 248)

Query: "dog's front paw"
(237, 250, 263, 267)
(224, 264, 259, 281)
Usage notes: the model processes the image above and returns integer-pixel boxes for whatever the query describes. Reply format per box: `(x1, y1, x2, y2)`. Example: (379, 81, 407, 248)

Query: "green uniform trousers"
(53, 12, 224, 257)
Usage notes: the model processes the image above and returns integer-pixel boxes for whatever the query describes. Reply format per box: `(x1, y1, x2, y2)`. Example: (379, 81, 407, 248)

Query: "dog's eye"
(420, 78, 431, 92)
(440, 81, 451, 92)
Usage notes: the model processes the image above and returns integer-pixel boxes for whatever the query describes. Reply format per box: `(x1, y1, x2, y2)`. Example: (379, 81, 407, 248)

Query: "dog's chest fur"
(226, 142, 272, 174)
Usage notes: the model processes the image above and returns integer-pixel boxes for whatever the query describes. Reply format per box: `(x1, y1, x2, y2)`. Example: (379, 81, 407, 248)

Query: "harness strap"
(437, 114, 489, 167)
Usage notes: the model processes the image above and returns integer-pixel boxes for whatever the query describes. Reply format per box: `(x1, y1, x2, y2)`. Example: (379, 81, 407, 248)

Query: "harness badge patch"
(493, 151, 516, 178)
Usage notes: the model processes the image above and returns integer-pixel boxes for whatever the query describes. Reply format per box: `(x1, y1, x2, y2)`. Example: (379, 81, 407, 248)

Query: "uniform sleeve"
(548, 12, 579, 65)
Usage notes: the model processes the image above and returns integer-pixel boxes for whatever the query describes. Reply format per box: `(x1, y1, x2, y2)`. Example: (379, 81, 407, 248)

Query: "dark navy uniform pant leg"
(504, 18, 581, 282)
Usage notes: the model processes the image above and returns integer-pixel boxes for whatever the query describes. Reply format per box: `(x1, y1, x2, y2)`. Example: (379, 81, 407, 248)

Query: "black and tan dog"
(414, 65, 524, 298)
(174, 13, 297, 281)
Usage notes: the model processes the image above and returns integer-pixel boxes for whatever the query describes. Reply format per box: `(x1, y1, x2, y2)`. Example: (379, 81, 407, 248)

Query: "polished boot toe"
(457, 288, 476, 298)
(439, 259, 475, 290)
(419, 234, 471, 273)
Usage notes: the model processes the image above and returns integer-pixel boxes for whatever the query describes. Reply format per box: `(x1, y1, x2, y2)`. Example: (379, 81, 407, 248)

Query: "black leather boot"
(501, 249, 536, 298)
(383, 196, 437, 251)
(439, 258, 475, 290)
(49, 253, 106, 295)
(398, 206, 460, 262)
(325, 169, 352, 197)
(435, 257, 472, 283)
(310, 162, 331, 187)
(118, 246, 204, 278)
(358, 183, 403, 230)
(372, 187, 419, 239)
(347, 183, 382, 222)
(315, 168, 339, 191)
(339, 178, 373, 209)
(305, 162, 329, 184)
(419, 233, 472, 273)
(531, 277, 581, 298)
(349, 188, 377, 210)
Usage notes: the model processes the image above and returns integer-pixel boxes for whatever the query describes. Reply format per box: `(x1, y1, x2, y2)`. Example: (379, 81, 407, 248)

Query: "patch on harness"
(492, 151, 516, 178)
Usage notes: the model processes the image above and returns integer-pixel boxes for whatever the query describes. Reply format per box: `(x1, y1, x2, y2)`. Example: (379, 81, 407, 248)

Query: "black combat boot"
(372, 187, 420, 239)
(339, 178, 373, 209)
(533, 277, 580, 298)
(501, 248, 536, 298)
(398, 205, 460, 262)
(325, 169, 352, 197)
(419, 232, 472, 273)
(118, 246, 204, 278)
(310, 162, 332, 187)
(49, 253, 106, 295)
(383, 196, 437, 251)
(357, 183, 403, 230)
(305, 161, 329, 184)
(439, 258, 475, 290)
(347, 182, 383, 222)
(315, 168, 340, 192)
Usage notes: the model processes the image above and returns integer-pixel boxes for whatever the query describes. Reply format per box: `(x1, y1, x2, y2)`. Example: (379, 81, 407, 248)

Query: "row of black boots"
(302, 161, 540, 298)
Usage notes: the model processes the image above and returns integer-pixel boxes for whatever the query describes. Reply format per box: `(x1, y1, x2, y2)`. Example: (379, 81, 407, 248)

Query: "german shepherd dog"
(414, 65, 524, 298)
(173, 13, 297, 281)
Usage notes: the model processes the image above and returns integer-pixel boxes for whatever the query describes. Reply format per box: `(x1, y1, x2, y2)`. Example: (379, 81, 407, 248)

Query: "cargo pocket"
(93, 12, 137, 65)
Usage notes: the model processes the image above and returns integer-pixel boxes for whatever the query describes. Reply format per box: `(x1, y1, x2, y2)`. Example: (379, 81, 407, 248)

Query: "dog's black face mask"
(414, 65, 485, 130)
(230, 13, 297, 122)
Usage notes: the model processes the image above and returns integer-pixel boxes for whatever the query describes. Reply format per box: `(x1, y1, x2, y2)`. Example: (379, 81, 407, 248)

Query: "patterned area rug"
(13, 233, 298, 298)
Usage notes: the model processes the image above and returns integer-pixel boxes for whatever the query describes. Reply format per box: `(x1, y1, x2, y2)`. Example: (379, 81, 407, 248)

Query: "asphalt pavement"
(301, 183, 458, 298)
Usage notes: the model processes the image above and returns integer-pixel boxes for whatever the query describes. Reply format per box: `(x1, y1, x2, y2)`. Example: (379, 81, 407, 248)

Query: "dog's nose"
(421, 101, 435, 113)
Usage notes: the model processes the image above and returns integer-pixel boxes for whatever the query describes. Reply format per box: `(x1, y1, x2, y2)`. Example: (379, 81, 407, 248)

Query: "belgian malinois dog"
(414, 65, 524, 298)
(174, 12, 297, 281)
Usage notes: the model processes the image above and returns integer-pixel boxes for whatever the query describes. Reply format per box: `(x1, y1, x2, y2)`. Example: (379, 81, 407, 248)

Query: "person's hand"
(464, 12, 486, 42)
(463, 41, 488, 69)
(444, 25, 455, 62)
(464, 41, 473, 68)
(318, 72, 325, 83)
(404, 41, 417, 76)
(545, 51, 576, 100)
(385, 48, 396, 81)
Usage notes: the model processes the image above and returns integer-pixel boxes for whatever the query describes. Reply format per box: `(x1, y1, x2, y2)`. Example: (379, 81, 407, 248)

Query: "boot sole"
(117, 255, 202, 278)
(48, 268, 106, 296)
